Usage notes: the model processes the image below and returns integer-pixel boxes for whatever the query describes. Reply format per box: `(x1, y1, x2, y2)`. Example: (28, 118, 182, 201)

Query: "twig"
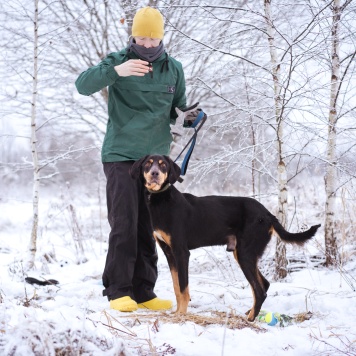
(313, 240, 356, 291)
(101, 310, 137, 337)
(221, 309, 230, 356)
(309, 330, 356, 355)
(100, 322, 137, 337)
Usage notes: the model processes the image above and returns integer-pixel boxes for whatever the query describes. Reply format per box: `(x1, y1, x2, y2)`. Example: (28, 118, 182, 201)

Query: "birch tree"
(324, 0, 341, 267)
(264, 0, 288, 279)
(27, 0, 40, 270)
(324, 0, 355, 267)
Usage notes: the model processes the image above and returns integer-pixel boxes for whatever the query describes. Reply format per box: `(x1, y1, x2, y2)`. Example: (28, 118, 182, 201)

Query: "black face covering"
(127, 38, 165, 62)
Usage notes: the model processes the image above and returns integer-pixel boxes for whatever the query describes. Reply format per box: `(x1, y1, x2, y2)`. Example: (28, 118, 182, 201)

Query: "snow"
(0, 192, 355, 356)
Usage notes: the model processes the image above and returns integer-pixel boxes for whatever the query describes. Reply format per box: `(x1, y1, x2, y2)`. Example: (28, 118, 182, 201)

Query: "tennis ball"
(265, 312, 278, 326)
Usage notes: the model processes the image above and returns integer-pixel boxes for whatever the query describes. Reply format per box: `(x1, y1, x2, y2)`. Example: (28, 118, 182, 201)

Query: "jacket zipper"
(149, 63, 153, 78)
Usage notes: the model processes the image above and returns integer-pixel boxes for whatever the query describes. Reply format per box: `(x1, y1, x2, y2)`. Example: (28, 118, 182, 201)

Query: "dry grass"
(293, 311, 313, 323)
(107, 310, 265, 333)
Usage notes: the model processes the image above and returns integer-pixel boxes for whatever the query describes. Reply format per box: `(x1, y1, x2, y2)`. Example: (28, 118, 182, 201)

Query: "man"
(75, 7, 199, 312)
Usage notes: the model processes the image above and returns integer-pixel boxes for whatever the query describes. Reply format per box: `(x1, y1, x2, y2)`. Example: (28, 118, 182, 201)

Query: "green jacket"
(75, 49, 187, 162)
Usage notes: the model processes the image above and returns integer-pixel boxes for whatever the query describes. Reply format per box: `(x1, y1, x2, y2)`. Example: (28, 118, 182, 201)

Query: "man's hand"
(175, 102, 200, 127)
(114, 59, 150, 77)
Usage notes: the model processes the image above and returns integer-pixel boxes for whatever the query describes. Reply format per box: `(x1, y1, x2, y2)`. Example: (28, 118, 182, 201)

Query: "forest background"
(1, 0, 355, 271)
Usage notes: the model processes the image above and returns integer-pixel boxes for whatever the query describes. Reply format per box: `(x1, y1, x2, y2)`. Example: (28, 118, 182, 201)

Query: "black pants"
(102, 161, 158, 303)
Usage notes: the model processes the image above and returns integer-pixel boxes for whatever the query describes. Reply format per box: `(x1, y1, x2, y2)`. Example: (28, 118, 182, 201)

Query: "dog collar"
(146, 184, 170, 194)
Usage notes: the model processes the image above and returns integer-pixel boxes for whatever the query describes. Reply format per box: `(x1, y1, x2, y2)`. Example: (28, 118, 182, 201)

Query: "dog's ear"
(164, 156, 181, 184)
(130, 155, 148, 180)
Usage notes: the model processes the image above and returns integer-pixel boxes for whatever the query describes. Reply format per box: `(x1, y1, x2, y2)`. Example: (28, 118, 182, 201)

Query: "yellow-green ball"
(265, 312, 278, 326)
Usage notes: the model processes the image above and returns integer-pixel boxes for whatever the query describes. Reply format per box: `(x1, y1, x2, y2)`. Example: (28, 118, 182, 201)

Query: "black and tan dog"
(130, 155, 320, 321)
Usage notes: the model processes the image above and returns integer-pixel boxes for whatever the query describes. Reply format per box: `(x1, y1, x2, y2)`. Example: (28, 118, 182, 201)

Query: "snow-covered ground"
(0, 190, 355, 355)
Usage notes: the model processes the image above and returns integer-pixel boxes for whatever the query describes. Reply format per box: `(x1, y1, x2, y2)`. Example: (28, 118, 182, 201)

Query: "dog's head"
(130, 155, 181, 191)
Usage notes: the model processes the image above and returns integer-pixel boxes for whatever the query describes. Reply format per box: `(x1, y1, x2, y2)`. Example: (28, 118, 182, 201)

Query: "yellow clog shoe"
(137, 297, 172, 310)
(110, 296, 138, 312)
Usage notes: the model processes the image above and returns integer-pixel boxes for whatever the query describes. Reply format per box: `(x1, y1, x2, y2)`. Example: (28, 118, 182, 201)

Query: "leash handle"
(189, 108, 205, 128)
(174, 110, 207, 177)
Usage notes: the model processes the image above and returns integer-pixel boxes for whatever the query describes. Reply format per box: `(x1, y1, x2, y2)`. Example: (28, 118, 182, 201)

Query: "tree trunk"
(243, 71, 257, 197)
(324, 0, 340, 267)
(27, 0, 40, 270)
(264, 0, 288, 279)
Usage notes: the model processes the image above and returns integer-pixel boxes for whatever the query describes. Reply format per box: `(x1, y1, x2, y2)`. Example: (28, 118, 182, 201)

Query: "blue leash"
(174, 109, 207, 178)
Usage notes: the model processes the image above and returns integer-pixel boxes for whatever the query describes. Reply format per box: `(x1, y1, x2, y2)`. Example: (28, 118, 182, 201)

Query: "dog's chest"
(153, 229, 172, 247)
(154, 230, 165, 242)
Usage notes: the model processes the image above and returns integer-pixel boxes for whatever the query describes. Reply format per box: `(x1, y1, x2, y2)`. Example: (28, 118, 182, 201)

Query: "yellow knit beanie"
(132, 7, 164, 40)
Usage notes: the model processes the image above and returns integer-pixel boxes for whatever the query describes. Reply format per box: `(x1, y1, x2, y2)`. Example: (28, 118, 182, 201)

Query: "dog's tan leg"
(234, 248, 257, 320)
(176, 287, 190, 313)
(170, 269, 181, 312)
(155, 230, 191, 314)
(170, 268, 190, 313)
(246, 285, 257, 321)
(233, 248, 267, 321)
(244, 276, 262, 321)
(154, 232, 184, 312)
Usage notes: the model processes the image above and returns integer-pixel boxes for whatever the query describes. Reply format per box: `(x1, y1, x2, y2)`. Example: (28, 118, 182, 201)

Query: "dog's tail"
(271, 216, 320, 245)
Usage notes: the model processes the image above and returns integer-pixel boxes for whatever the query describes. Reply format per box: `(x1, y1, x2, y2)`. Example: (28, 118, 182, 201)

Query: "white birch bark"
(243, 72, 257, 197)
(264, 0, 288, 279)
(27, 0, 40, 270)
(324, 0, 340, 267)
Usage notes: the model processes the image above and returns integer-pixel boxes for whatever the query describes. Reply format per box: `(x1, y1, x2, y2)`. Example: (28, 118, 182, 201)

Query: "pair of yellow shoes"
(110, 296, 172, 312)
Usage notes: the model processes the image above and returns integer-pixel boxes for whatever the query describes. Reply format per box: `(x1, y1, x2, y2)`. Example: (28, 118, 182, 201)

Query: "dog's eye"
(159, 162, 167, 171)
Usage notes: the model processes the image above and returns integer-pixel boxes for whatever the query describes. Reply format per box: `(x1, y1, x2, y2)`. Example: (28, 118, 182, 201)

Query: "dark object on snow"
(130, 155, 321, 322)
(25, 277, 59, 286)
